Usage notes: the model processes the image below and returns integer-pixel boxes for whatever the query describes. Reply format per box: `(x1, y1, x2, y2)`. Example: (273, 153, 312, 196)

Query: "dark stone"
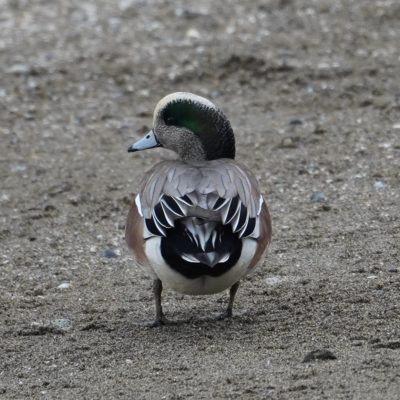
(103, 248, 118, 258)
(289, 118, 303, 126)
(302, 349, 337, 362)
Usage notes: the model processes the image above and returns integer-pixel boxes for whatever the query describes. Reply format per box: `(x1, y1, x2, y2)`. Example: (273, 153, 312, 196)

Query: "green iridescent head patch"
(162, 100, 217, 138)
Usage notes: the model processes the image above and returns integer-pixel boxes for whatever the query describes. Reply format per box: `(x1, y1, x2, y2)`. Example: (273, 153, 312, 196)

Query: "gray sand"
(1, 1, 399, 399)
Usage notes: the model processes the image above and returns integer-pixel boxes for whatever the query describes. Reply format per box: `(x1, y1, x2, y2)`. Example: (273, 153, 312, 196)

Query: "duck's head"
(128, 92, 235, 161)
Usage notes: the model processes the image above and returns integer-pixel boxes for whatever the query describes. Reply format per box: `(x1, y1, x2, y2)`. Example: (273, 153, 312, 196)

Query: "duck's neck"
(201, 115, 236, 160)
(180, 144, 207, 162)
(177, 131, 236, 162)
(173, 109, 236, 162)
(179, 142, 236, 162)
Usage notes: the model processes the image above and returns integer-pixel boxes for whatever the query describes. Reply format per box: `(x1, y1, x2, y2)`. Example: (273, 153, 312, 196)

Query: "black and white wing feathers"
(135, 159, 264, 240)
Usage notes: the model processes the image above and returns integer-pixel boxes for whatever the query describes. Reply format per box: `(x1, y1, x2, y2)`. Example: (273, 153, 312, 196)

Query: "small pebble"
(186, 28, 201, 39)
(10, 162, 27, 172)
(306, 162, 319, 174)
(313, 125, 326, 135)
(33, 287, 44, 296)
(265, 276, 286, 286)
(57, 282, 70, 289)
(310, 191, 327, 203)
(303, 349, 336, 363)
(374, 180, 385, 189)
(51, 318, 73, 332)
(388, 267, 398, 273)
(0, 193, 10, 202)
(103, 248, 119, 258)
(289, 118, 303, 126)
(43, 204, 56, 212)
(68, 196, 80, 206)
(7, 63, 30, 75)
(25, 319, 72, 335)
(280, 137, 297, 148)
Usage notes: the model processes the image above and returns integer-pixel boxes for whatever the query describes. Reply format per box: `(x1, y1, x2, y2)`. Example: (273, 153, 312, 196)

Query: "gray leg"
(226, 281, 240, 317)
(151, 278, 170, 326)
(218, 281, 240, 319)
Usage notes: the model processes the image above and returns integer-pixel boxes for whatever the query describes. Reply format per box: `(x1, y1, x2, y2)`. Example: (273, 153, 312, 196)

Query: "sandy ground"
(1, 0, 400, 399)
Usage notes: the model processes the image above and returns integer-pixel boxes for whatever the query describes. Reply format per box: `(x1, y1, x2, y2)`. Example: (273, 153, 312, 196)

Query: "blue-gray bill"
(128, 129, 161, 152)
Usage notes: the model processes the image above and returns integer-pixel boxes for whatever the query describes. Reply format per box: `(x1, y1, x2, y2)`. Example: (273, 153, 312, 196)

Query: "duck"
(125, 92, 271, 325)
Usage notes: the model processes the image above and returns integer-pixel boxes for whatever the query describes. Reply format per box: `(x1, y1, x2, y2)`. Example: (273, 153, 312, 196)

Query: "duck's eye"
(165, 115, 176, 126)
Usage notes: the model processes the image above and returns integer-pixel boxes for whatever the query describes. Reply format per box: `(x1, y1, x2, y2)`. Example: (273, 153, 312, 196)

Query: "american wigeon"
(125, 92, 271, 325)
